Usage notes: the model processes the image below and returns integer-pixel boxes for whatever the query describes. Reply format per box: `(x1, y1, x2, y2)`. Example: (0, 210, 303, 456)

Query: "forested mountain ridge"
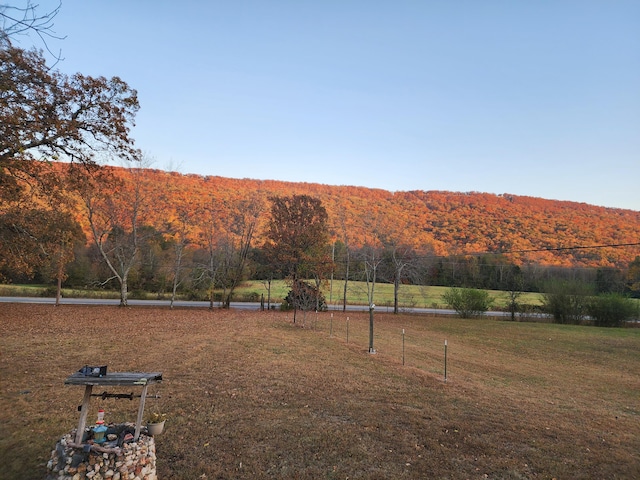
(63, 164, 639, 269)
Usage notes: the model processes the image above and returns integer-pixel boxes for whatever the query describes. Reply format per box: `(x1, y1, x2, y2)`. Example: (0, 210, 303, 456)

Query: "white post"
(330, 313, 333, 337)
(444, 340, 448, 383)
(346, 316, 349, 343)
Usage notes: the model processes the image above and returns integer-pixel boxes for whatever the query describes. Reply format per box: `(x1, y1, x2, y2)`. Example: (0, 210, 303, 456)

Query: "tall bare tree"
(332, 209, 352, 312)
(382, 243, 418, 314)
(359, 212, 386, 352)
(194, 197, 223, 310)
(166, 206, 195, 308)
(219, 196, 263, 307)
(73, 159, 150, 306)
(361, 243, 383, 353)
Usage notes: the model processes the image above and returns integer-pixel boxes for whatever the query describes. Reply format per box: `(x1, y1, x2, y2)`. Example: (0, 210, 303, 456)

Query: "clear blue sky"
(15, 1, 640, 210)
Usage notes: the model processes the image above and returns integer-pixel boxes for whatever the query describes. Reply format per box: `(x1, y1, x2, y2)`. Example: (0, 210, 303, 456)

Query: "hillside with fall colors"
(65, 164, 640, 269)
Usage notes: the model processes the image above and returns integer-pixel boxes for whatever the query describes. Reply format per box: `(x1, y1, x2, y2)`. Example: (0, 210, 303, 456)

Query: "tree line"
(3, 165, 639, 307)
(2, 15, 639, 315)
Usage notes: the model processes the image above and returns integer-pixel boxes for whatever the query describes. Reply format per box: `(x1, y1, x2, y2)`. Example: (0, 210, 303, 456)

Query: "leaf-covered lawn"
(1, 304, 638, 479)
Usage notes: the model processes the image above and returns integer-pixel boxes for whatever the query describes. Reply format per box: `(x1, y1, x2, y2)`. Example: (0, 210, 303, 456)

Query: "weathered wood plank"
(65, 372, 162, 387)
(75, 385, 93, 444)
(134, 384, 149, 441)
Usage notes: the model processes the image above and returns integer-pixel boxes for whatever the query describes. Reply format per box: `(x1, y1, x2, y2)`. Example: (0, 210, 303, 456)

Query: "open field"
(241, 280, 546, 310)
(1, 304, 639, 479)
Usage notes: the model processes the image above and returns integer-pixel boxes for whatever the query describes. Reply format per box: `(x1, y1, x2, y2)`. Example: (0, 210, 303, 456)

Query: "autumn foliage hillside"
(67, 164, 640, 268)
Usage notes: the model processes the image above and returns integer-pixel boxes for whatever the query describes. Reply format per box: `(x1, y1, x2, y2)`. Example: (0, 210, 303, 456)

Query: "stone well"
(45, 424, 157, 480)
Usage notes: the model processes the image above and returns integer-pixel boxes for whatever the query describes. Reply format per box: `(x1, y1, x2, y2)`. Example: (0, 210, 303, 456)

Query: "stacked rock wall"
(45, 425, 157, 480)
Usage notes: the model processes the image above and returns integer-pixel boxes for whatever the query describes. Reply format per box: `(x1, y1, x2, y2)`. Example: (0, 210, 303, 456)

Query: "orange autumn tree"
(13, 162, 639, 294)
(0, 45, 139, 180)
(263, 195, 331, 320)
(1, 43, 139, 282)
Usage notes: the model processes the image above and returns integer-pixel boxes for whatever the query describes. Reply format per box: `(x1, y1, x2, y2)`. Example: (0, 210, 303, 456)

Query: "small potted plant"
(146, 412, 167, 436)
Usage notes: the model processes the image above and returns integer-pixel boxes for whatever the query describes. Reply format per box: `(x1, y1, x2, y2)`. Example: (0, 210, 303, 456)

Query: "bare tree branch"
(1, 1, 65, 62)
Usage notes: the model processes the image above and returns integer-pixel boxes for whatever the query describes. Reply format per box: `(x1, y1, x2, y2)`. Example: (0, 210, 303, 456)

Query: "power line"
(496, 242, 640, 255)
(329, 242, 640, 260)
(451, 242, 640, 259)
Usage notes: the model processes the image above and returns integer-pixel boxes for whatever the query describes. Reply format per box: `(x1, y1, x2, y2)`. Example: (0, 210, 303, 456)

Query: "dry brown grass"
(1, 304, 639, 479)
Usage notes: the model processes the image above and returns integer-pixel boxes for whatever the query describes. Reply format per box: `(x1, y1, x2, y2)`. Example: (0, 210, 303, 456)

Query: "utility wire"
(462, 242, 640, 258)
(322, 242, 640, 264)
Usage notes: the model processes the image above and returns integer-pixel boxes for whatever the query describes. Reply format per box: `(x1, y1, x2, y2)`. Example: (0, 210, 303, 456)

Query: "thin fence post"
(346, 316, 349, 343)
(330, 313, 333, 337)
(402, 328, 405, 366)
(444, 339, 448, 383)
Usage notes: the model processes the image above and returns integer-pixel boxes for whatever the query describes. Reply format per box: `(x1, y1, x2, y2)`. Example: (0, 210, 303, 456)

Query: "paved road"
(8, 297, 634, 323)
(0, 296, 245, 309)
(0, 296, 522, 317)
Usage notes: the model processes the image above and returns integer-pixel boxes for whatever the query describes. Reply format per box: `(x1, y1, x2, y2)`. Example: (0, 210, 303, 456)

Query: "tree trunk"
(329, 241, 335, 305)
(209, 279, 215, 310)
(314, 276, 321, 312)
(170, 244, 184, 309)
(170, 280, 177, 309)
(55, 274, 62, 307)
(267, 279, 271, 310)
(393, 276, 400, 314)
(223, 286, 229, 308)
(368, 306, 375, 353)
(120, 277, 128, 307)
(343, 251, 350, 312)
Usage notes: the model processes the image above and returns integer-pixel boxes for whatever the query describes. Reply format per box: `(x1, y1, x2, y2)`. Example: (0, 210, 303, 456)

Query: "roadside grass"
(0, 284, 121, 299)
(0, 284, 54, 297)
(1, 305, 638, 479)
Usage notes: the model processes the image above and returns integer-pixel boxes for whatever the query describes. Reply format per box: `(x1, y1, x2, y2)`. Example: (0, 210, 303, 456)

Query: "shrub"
(241, 291, 260, 302)
(541, 280, 592, 325)
(184, 288, 207, 301)
(587, 294, 638, 327)
(283, 280, 327, 312)
(40, 286, 58, 297)
(442, 287, 493, 318)
(128, 289, 148, 300)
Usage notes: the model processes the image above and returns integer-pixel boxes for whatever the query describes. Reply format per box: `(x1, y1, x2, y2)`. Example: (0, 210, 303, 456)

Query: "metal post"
(444, 340, 448, 383)
(368, 304, 375, 354)
(402, 329, 405, 366)
(329, 241, 335, 305)
(330, 313, 333, 337)
(346, 316, 349, 343)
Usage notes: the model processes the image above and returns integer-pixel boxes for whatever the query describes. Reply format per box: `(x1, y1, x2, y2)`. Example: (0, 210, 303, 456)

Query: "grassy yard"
(1, 304, 638, 479)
